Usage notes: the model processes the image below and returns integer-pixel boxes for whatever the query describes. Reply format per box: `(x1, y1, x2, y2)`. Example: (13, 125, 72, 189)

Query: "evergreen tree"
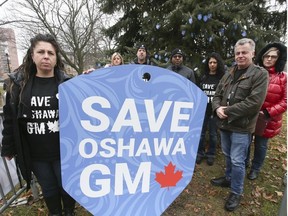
(101, 0, 286, 76)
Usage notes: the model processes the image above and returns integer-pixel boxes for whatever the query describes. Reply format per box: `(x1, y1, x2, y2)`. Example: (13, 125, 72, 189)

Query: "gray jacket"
(212, 64, 268, 133)
(166, 65, 196, 83)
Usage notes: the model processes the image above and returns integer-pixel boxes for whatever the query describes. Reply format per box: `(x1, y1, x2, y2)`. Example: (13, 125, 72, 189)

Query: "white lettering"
(81, 96, 110, 132)
(171, 102, 193, 132)
(79, 138, 98, 158)
(27, 122, 45, 134)
(115, 162, 151, 195)
(31, 96, 51, 107)
(171, 138, 186, 155)
(145, 100, 172, 132)
(135, 138, 152, 156)
(80, 164, 110, 197)
(112, 99, 142, 132)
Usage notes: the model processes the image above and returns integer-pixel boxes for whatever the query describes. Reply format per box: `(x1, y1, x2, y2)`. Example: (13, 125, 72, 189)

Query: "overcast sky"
(0, 0, 27, 64)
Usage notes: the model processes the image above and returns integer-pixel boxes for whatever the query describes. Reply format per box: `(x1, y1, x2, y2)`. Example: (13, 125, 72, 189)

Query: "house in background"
(0, 28, 19, 108)
(0, 28, 19, 75)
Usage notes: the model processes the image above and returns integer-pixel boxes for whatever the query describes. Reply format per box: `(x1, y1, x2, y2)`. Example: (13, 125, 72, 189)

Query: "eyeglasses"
(263, 55, 278, 60)
(173, 55, 183, 59)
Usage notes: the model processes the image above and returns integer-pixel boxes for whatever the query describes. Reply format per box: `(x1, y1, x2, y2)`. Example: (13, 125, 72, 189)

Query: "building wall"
(0, 28, 19, 75)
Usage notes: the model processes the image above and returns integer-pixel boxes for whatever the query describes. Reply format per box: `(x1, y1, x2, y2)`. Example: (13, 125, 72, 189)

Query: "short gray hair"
(235, 38, 255, 52)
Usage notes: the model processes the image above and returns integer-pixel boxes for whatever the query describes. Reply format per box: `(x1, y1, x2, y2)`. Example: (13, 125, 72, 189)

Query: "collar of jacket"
(229, 64, 261, 82)
(172, 64, 183, 71)
(8, 69, 70, 86)
(10, 69, 70, 119)
(133, 58, 150, 65)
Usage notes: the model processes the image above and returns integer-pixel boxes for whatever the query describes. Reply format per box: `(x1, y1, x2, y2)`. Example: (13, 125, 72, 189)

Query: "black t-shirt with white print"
(25, 76, 60, 161)
(200, 74, 220, 116)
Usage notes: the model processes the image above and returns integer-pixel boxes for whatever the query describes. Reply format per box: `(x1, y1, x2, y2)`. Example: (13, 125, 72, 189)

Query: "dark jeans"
(32, 160, 75, 212)
(32, 160, 75, 214)
(246, 135, 269, 172)
(31, 160, 63, 197)
(197, 114, 218, 158)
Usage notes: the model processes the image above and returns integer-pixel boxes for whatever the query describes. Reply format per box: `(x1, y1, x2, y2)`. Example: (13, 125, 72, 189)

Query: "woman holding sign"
(104, 52, 124, 67)
(83, 52, 124, 74)
(1, 34, 76, 216)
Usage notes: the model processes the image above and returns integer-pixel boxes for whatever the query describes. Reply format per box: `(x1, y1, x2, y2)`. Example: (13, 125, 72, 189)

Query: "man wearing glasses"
(166, 48, 196, 83)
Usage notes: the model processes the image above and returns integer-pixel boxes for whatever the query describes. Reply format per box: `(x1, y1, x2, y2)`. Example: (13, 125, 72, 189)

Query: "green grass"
(1, 115, 286, 216)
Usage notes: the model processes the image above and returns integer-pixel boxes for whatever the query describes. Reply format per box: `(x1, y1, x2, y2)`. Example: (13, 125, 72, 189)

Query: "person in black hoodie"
(196, 52, 226, 166)
(1, 34, 76, 216)
(166, 48, 196, 83)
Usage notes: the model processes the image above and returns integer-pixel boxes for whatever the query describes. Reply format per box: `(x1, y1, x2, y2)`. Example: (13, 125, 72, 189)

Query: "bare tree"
(0, 0, 21, 35)
(0, 0, 8, 7)
(8, 0, 115, 74)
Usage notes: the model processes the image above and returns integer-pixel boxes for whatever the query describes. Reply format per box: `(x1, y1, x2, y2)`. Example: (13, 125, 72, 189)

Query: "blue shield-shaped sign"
(59, 65, 207, 216)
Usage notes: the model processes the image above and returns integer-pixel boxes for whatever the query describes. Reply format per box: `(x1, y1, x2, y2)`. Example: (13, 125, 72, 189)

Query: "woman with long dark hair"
(1, 34, 76, 216)
(196, 52, 225, 166)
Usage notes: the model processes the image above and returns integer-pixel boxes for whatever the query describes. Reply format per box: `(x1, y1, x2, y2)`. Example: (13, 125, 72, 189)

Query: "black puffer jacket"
(1, 69, 69, 189)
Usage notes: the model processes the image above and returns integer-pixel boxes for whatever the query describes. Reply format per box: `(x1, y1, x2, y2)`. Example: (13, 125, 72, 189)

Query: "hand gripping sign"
(59, 65, 207, 216)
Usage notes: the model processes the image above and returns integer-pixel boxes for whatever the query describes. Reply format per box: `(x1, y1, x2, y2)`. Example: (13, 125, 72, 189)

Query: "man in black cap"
(132, 44, 153, 65)
(166, 48, 196, 83)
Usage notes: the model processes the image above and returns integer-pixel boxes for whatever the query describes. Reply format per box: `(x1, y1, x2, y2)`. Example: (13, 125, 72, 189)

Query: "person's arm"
(189, 71, 196, 84)
(225, 67, 269, 121)
(265, 73, 287, 117)
(1, 90, 16, 160)
(82, 68, 95, 74)
(212, 73, 227, 114)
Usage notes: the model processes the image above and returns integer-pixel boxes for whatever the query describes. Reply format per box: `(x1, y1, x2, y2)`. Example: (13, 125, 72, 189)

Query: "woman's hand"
(82, 68, 95, 74)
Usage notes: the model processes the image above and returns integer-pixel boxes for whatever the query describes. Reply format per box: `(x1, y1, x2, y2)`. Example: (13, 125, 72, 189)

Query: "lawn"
(1, 116, 286, 216)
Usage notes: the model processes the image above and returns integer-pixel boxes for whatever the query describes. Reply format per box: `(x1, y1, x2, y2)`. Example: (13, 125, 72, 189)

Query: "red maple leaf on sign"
(155, 162, 183, 188)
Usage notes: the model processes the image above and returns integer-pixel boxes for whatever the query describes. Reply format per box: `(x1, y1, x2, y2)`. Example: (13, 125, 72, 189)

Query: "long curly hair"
(203, 52, 225, 79)
(16, 34, 64, 88)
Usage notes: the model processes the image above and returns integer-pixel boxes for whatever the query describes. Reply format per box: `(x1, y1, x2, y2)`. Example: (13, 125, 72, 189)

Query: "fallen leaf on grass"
(37, 207, 45, 216)
(275, 191, 283, 197)
(204, 204, 212, 211)
(184, 203, 193, 209)
(207, 189, 218, 196)
(263, 192, 273, 200)
(252, 186, 264, 198)
(282, 160, 287, 171)
(270, 157, 280, 161)
(263, 191, 279, 203)
(275, 145, 287, 153)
